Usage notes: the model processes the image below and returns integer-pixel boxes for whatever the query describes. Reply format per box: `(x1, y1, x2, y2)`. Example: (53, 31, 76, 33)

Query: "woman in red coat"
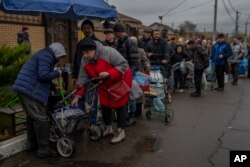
(71, 38, 132, 143)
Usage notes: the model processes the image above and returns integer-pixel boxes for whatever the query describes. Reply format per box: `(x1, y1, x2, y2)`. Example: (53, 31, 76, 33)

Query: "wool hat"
(49, 43, 67, 58)
(22, 25, 28, 31)
(186, 39, 195, 45)
(217, 33, 225, 38)
(79, 38, 97, 51)
(104, 28, 114, 34)
(113, 23, 126, 32)
(81, 19, 94, 31)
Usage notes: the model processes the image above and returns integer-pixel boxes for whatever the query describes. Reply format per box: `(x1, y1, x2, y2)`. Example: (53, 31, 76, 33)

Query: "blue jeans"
(128, 99, 136, 113)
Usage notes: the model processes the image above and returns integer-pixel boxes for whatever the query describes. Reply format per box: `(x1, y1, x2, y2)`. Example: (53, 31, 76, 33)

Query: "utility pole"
(159, 16, 163, 24)
(213, 0, 218, 42)
(245, 16, 250, 36)
(235, 11, 240, 35)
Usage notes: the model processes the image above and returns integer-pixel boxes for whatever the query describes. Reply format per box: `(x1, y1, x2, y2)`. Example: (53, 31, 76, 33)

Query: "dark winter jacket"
(12, 47, 61, 105)
(189, 45, 209, 70)
(146, 38, 170, 62)
(72, 35, 100, 78)
(17, 31, 30, 45)
(170, 52, 189, 65)
(138, 37, 151, 51)
(116, 35, 139, 72)
(210, 41, 232, 66)
(102, 40, 116, 48)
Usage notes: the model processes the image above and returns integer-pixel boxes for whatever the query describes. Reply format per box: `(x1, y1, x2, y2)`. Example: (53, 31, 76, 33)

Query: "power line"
(227, 0, 237, 12)
(166, 0, 213, 17)
(227, 0, 250, 16)
(161, 0, 187, 17)
(222, 0, 235, 22)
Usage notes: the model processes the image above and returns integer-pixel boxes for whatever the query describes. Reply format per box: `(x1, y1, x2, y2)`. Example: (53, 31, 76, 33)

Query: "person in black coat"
(138, 27, 152, 51)
(171, 45, 189, 91)
(72, 19, 100, 80)
(113, 22, 139, 126)
(146, 29, 171, 78)
(186, 40, 208, 97)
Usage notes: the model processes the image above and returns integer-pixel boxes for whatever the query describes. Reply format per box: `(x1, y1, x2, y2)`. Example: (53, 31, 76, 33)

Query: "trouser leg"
(101, 106, 112, 126)
(116, 106, 126, 129)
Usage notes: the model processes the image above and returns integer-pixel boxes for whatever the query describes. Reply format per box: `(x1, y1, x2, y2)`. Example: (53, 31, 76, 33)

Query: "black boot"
(125, 112, 136, 126)
(26, 117, 38, 152)
(190, 91, 201, 97)
(135, 103, 142, 118)
(34, 120, 58, 158)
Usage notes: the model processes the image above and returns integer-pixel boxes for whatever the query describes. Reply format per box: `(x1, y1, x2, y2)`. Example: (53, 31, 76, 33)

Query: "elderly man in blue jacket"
(210, 34, 232, 91)
(12, 43, 66, 158)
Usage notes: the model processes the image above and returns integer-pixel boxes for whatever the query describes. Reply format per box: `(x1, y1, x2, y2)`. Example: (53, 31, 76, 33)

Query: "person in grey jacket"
(229, 37, 245, 85)
(12, 43, 66, 158)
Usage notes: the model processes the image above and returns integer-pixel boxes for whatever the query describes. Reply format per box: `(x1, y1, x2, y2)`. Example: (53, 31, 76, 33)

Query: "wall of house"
(0, 23, 46, 52)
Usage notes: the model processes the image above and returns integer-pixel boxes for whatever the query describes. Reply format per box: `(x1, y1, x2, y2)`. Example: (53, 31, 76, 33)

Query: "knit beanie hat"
(79, 38, 97, 51)
(49, 43, 67, 58)
(113, 22, 126, 32)
(81, 19, 94, 31)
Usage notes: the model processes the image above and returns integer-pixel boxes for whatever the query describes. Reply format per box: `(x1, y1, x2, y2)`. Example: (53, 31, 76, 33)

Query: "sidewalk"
(211, 79, 250, 166)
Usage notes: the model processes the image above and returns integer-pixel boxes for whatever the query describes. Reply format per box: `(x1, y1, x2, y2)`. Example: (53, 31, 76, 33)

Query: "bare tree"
(178, 21, 197, 34)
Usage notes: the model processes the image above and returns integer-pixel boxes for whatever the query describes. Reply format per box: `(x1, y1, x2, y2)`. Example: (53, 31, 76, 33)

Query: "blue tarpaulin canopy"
(0, 0, 117, 20)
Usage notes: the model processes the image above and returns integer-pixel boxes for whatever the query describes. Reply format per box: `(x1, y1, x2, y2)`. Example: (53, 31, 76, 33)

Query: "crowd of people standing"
(12, 19, 250, 158)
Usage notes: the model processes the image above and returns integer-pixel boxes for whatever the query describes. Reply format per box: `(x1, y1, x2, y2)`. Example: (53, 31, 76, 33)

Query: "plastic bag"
(224, 73, 228, 84)
(150, 69, 164, 83)
(180, 61, 186, 74)
(53, 107, 84, 120)
(130, 80, 143, 100)
(153, 97, 165, 112)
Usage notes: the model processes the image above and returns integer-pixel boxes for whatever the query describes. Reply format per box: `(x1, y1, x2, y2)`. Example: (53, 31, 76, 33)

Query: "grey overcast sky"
(108, 0, 250, 34)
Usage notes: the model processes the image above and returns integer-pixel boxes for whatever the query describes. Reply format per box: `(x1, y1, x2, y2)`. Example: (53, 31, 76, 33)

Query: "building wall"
(0, 23, 46, 52)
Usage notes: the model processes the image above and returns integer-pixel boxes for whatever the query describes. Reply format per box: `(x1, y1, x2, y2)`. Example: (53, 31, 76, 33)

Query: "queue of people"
(12, 19, 250, 158)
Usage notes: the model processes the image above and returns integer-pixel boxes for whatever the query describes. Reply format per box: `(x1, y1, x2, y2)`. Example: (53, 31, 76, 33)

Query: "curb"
(0, 134, 27, 160)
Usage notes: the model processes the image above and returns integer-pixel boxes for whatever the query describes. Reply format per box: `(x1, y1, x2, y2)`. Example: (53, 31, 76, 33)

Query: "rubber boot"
(26, 117, 38, 152)
(125, 112, 136, 126)
(34, 120, 58, 158)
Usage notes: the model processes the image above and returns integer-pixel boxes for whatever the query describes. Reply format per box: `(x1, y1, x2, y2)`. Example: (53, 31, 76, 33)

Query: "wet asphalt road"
(1, 79, 249, 167)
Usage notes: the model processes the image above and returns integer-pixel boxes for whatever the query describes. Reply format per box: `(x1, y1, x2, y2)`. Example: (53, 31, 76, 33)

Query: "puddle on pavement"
(134, 136, 157, 154)
(60, 161, 119, 167)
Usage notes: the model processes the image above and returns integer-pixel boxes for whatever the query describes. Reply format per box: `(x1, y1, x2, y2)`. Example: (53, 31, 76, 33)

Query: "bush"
(0, 86, 19, 107)
(0, 44, 31, 86)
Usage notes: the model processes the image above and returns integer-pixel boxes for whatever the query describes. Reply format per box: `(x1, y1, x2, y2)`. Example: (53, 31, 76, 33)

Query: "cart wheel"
(88, 124, 103, 141)
(50, 126, 60, 142)
(146, 111, 151, 120)
(56, 137, 75, 158)
(50, 130, 59, 142)
(165, 109, 174, 123)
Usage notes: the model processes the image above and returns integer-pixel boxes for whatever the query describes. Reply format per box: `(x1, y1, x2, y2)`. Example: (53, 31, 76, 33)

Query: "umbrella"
(0, 0, 117, 20)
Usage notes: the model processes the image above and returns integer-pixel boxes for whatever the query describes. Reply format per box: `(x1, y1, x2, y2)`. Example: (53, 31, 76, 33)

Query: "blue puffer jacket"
(210, 41, 232, 66)
(210, 42, 232, 65)
(12, 47, 60, 105)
